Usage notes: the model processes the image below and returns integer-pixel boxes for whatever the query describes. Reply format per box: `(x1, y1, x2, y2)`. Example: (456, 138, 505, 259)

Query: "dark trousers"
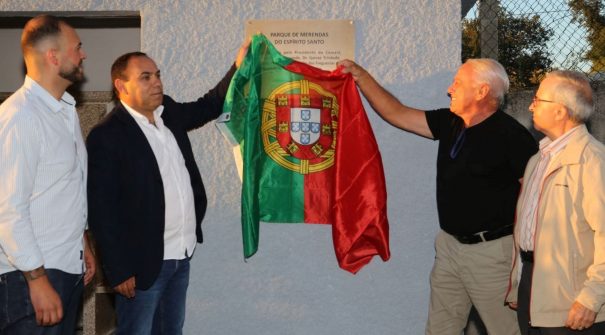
(0, 269, 83, 335)
(518, 255, 605, 335)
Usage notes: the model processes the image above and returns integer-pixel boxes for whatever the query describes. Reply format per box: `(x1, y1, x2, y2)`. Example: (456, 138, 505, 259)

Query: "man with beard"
(0, 15, 95, 334)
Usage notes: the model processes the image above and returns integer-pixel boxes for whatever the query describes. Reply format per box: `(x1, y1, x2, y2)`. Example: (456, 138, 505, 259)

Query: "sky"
(464, 0, 592, 72)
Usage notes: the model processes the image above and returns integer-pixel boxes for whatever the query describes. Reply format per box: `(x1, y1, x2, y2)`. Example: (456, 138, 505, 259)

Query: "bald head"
(21, 15, 67, 57)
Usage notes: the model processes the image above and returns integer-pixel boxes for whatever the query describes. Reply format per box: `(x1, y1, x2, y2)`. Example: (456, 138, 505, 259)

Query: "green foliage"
(462, 5, 554, 88)
(568, 0, 605, 73)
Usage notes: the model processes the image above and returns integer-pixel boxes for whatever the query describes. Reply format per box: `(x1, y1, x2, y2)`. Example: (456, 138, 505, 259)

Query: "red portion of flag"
(285, 61, 391, 273)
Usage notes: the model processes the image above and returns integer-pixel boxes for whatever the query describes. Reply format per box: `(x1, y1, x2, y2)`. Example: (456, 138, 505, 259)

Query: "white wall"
(0, 1, 460, 334)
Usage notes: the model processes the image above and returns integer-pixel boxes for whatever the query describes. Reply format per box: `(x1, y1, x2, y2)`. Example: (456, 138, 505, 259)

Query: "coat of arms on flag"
(265, 83, 337, 174)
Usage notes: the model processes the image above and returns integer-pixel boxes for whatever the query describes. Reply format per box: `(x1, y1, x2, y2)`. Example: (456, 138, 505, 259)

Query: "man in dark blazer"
(87, 46, 246, 334)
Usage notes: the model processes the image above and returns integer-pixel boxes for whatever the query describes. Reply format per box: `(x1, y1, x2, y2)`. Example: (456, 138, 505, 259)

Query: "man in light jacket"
(506, 70, 605, 334)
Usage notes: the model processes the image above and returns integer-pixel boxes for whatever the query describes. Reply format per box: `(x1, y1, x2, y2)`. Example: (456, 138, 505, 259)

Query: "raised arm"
(337, 59, 433, 139)
(176, 40, 251, 130)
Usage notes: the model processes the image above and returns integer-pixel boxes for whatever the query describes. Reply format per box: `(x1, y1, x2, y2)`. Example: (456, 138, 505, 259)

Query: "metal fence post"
(479, 0, 499, 59)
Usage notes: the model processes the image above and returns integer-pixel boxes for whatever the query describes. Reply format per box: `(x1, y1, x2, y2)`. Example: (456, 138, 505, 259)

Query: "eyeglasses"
(532, 96, 557, 105)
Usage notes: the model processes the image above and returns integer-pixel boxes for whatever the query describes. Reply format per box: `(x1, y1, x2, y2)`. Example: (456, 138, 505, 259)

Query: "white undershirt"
(123, 101, 197, 260)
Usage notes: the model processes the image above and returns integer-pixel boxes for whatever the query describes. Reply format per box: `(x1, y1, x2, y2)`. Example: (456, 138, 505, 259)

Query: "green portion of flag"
(220, 34, 305, 258)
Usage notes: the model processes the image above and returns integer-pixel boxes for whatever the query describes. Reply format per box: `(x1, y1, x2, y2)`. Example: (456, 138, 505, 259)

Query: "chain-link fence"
(462, 0, 604, 89)
(461, 3, 605, 329)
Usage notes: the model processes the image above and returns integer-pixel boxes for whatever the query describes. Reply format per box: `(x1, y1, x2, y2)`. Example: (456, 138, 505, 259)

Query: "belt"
(520, 250, 534, 263)
(452, 224, 513, 244)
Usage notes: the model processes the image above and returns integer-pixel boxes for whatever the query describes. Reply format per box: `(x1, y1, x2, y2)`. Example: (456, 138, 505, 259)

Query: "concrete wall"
(0, 1, 459, 334)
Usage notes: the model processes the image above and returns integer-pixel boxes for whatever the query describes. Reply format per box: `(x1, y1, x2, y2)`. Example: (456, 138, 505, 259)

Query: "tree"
(462, 6, 554, 88)
(568, 0, 605, 73)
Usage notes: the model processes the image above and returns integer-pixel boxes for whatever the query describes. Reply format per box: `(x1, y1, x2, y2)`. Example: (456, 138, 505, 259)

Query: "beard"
(59, 61, 84, 84)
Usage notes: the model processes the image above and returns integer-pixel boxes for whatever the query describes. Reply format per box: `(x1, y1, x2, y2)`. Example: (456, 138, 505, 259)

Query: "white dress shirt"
(517, 126, 581, 251)
(122, 101, 197, 260)
(0, 76, 87, 275)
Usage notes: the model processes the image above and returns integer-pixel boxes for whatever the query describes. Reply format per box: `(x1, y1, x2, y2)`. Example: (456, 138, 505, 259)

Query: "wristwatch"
(23, 266, 46, 281)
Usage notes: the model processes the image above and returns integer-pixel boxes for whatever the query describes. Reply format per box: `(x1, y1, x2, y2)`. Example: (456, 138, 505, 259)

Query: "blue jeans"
(115, 258, 190, 335)
(0, 269, 83, 335)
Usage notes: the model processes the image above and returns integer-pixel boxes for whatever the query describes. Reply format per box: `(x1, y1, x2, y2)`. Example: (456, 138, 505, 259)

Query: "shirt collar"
(539, 125, 582, 157)
(23, 76, 75, 113)
(121, 100, 164, 124)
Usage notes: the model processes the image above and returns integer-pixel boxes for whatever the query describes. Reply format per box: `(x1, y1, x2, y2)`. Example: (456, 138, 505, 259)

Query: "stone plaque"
(245, 20, 355, 70)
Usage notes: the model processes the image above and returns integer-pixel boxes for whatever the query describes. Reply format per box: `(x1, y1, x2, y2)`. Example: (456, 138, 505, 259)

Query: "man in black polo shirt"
(338, 58, 537, 335)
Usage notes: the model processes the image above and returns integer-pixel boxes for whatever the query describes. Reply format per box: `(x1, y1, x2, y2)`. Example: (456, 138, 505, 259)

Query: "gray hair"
(464, 58, 510, 107)
(544, 70, 594, 123)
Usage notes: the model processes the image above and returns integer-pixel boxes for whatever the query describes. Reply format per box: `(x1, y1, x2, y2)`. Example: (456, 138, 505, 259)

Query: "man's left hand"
(565, 301, 596, 330)
(235, 39, 251, 68)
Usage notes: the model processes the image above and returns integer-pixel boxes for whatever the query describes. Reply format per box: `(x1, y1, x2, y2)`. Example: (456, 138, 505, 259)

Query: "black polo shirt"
(425, 108, 538, 236)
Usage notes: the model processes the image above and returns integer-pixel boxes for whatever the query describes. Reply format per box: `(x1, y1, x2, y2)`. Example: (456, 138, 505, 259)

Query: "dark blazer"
(87, 65, 235, 290)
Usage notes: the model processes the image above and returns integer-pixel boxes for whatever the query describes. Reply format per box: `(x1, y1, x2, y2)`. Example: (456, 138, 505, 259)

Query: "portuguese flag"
(218, 34, 389, 273)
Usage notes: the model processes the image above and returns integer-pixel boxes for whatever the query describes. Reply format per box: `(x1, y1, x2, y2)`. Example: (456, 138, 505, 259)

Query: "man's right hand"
(337, 59, 368, 83)
(336, 59, 433, 138)
(114, 276, 136, 298)
(27, 275, 63, 326)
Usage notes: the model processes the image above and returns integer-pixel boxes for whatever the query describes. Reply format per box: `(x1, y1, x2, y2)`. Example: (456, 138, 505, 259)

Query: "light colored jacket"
(506, 125, 605, 327)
